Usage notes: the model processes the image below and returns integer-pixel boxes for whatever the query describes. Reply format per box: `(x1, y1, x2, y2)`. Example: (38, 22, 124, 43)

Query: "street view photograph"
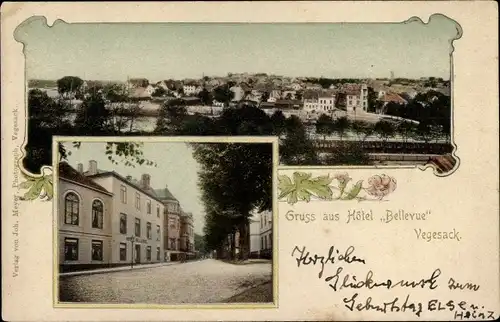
(16, 15, 460, 175)
(56, 140, 275, 304)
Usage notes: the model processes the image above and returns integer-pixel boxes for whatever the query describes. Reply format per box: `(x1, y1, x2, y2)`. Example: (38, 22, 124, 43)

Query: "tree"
(316, 114, 334, 141)
(280, 116, 319, 165)
(24, 89, 155, 174)
(197, 88, 213, 105)
(374, 120, 396, 146)
(323, 142, 373, 166)
(333, 116, 351, 141)
(194, 233, 207, 256)
(151, 87, 167, 97)
(212, 84, 234, 104)
(260, 91, 270, 103)
(23, 89, 74, 173)
(193, 143, 273, 260)
(367, 87, 383, 113)
(179, 114, 218, 136)
(73, 92, 113, 135)
(57, 76, 84, 97)
(351, 120, 370, 141)
(397, 121, 416, 143)
(270, 110, 287, 136)
(155, 99, 187, 134)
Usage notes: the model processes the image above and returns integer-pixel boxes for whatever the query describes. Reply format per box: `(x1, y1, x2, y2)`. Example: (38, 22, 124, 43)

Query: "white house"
(85, 161, 165, 265)
(58, 162, 114, 272)
(212, 99, 225, 108)
(145, 84, 156, 96)
(344, 83, 368, 113)
(303, 91, 337, 115)
(230, 85, 245, 101)
(249, 211, 261, 256)
(290, 83, 303, 91)
(183, 84, 201, 96)
(259, 210, 273, 259)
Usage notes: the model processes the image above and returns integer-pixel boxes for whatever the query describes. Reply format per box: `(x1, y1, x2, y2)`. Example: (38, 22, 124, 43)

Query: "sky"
(15, 15, 460, 81)
(63, 142, 206, 235)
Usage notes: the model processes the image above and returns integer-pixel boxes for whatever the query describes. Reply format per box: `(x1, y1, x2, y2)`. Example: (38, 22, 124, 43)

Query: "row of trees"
(315, 114, 447, 145)
(193, 142, 272, 260)
(25, 89, 155, 173)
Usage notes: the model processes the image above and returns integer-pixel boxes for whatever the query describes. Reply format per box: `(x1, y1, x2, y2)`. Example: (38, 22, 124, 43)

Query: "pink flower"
(333, 172, 351, 185)
(366, 174, 397, 200)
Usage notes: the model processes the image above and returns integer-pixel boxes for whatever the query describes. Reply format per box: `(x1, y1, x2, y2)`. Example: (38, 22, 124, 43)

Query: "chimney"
(141, 174, 151, 188)
(126, 175, 133, 182)
(77, 163, 83, 173)
(88, 160, 97, 175)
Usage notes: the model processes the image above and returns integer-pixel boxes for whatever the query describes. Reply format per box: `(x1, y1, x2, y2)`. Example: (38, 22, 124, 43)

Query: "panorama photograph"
(16, 15, 459, 175)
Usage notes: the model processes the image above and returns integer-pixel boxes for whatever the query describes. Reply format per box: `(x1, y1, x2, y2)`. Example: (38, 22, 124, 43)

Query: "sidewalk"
(59, 261, 180, 277)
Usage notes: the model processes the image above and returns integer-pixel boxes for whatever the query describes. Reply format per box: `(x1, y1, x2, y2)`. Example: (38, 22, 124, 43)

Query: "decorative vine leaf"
(23, 178, 45, 201)
(277, 172, 334, 205)
(18, 180, 35, 189)
(342, 180, 364, 200)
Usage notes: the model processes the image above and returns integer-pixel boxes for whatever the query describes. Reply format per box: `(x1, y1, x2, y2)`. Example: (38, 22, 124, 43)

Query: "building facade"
(58, 162, 114, 272)
(154, 185, 184, 261)
(249, 212, 261, 258)
(180, 211, 196, 259)
(259, 210, 273, 259)
(85, 162, 165, 266)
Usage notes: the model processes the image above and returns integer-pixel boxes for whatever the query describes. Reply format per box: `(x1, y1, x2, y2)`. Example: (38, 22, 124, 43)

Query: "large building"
(259, 210, 273, 259)
(57, 161, 171, 272)
(180, 211, 196, 258)
(58, 162, 114, 272)
(85, 162, 165, 267)
(154, 185, 195, 261)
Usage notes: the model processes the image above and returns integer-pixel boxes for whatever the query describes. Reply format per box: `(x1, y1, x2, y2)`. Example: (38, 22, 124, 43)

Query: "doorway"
(135, 244, 141, 263)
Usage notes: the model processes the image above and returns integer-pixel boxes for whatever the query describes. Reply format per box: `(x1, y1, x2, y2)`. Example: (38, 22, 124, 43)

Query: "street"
(59, 259, 272, 304)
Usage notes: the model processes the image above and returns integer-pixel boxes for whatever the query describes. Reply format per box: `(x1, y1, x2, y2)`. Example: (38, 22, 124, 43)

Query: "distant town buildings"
(58, 161, 196, 272)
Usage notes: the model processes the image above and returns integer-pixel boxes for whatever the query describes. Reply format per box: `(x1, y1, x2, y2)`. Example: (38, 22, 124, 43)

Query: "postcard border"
(51, 135, 280, 310)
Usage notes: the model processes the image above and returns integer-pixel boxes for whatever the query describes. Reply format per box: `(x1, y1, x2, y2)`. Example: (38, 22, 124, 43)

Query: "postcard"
(1, 1, 499, 321)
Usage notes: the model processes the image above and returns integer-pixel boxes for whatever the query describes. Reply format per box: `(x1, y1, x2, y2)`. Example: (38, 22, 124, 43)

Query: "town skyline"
(17, 15, 458, 81)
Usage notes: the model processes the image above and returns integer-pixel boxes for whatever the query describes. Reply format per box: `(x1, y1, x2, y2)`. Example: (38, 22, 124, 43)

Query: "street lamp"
(126, 235, 135, 269)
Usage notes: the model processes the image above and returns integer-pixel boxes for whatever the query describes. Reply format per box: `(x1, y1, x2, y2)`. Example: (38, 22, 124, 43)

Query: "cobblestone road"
(59, 259, 272, 304)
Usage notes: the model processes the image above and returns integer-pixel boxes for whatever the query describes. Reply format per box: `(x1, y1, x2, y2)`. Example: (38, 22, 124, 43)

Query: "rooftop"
(154, 186, 179, 203)
(58, 162, 111, 195)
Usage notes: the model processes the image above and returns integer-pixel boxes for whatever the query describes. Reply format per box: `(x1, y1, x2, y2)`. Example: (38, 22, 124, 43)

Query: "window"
(120, 185, 127, 203)
(147, 200, 151, 214)
(147, 222, 152, 239)
(120, 213, 127, 234)
(64, 192, 79, 225)
(170, 238, 176, 250)
(146, 246, 152, 261)
(64, 238, 78, 260)
(91, 240, 103, 261)
(91, 200, 103, 229)
(135, 193, 140, 210)
(156, 247, 160, 261)
(269, 233, 273, 249)
(135, 218, 141, 237)
(120, 243, 127, 261)
(156, 225, 161, 241)
(157, 205, 160, 218)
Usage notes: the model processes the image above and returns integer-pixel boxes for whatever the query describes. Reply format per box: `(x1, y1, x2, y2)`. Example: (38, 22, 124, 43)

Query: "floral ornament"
(17, 168, 54, 201)
(278, 171, 397, 204)
(365, 174, 397, 200)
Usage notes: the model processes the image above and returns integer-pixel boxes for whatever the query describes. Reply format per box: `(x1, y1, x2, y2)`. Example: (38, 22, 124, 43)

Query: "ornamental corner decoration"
(17, 168, 54, 202)
(278, 172, 397, 205)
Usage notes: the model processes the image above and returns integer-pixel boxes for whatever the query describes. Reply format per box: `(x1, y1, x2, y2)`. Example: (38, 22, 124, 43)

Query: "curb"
(59, 261, 181, 277)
